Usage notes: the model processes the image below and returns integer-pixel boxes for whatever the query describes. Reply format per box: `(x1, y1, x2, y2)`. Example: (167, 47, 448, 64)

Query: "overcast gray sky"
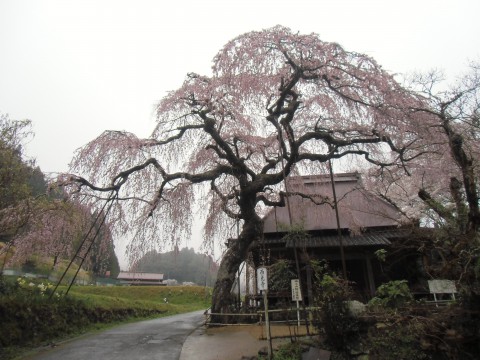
(1, 0, 479, 267)
(1, 0, 479, 175)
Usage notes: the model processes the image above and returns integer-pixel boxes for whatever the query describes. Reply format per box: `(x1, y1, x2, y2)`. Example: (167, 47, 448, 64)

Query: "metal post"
(296, 300, 301, 327)
(263, 290, 272, 359)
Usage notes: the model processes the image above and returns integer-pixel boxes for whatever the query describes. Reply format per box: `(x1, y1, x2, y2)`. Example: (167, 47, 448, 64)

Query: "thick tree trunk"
(445, 124, 480, 232)
(210, 213, 263, 323)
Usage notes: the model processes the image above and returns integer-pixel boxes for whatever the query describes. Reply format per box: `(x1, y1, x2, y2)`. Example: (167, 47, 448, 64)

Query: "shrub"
(369, 280, 413, 308)
(273, 341, 303, 360)
(310, 260, 360, 350)
(0, 275, 15, 295)
(259, 341, 304, 360)
(366, 317, 428, 360)
(268, 259, 296, 293)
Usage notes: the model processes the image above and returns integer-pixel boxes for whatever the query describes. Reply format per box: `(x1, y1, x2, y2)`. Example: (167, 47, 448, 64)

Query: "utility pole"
(328, 159, 348, 279)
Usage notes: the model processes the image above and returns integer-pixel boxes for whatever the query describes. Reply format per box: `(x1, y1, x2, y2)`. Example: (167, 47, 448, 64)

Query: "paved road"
(24, 310, 205, 360)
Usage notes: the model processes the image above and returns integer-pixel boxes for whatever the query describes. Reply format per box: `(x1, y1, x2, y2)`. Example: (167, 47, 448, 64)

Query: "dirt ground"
(180, 324, 317, 360)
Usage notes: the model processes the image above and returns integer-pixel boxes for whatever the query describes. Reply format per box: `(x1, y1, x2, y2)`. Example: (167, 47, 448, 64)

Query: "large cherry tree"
(63, 26, 428, 314)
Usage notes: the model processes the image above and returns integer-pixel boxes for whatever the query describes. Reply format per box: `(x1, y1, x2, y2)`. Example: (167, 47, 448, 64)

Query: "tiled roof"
(287, 233, 391, 248)
(263, 173, 402, 233)
(264, 231, 407, 248)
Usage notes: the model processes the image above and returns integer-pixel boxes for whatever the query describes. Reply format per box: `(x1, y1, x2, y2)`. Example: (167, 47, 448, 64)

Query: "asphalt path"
(23, 310, 205, 360)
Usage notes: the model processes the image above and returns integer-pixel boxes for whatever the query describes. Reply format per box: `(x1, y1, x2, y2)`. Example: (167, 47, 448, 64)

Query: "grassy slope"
(66, 285, 212, 314)
(1, 284, 211, 360)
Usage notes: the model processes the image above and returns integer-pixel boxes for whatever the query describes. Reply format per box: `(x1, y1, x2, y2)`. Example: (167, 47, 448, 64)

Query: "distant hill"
(133, 247, 218, 286)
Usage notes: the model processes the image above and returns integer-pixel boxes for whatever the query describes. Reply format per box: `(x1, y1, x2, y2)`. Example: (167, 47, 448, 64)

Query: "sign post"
(291, 279, 302, 327)
(257, 267, 272, 359)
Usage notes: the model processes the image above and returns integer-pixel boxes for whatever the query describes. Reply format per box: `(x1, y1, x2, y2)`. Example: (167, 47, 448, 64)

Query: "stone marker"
(302, 347, 331, 360)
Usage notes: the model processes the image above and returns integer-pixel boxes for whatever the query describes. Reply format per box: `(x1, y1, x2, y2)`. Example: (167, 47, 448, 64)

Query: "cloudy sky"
(1, 0, 479, 176)
(1, 0, 479, 265)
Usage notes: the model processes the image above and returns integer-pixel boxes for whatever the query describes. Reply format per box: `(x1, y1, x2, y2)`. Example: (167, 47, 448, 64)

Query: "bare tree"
(366, 63, 480, 281)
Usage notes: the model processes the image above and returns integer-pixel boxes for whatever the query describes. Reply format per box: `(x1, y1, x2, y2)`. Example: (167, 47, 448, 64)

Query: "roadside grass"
(0, 281, 211, 360)
(66, 284, 212, 314)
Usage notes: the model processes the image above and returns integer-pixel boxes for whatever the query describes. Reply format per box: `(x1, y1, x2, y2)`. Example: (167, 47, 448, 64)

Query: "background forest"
(133, 247, 218, 286)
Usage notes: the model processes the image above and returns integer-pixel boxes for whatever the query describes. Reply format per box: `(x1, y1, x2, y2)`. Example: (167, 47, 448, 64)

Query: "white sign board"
(257, 267, 268, 291)
(291, 279, 302, 301)
(428, 280, 457, 294)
